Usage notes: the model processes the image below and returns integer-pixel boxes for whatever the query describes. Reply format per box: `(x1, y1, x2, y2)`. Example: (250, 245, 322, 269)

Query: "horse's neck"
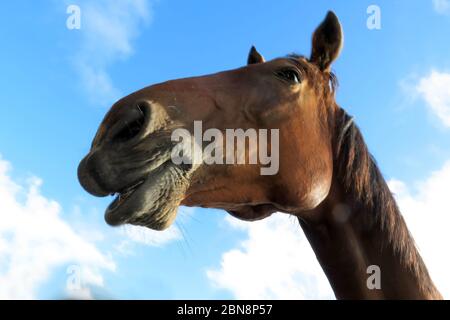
(299, 179, 441, 299)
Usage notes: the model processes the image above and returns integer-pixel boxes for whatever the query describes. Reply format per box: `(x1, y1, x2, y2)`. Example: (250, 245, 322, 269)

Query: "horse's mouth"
(104, 160, 194, 230)
(106, 179, 146, 217)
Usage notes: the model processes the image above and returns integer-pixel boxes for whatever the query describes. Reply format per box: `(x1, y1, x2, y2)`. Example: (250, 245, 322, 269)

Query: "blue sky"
(0, 0, 450, 299)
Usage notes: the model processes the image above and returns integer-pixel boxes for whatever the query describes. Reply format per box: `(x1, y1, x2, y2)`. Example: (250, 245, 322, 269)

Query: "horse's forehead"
(269, 55, 309, 66)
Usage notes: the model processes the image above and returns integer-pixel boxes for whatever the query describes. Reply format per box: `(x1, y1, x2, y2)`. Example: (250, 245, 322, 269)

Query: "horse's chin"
(104, 161, 193, 231)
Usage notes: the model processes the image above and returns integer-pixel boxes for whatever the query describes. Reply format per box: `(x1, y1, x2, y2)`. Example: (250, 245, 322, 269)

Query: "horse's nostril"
(112, 105, 147, 143)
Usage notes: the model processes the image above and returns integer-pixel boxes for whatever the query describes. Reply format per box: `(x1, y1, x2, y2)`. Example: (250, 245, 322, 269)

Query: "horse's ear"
(310, 11, 343, 72)
(247, 46, 265, 65)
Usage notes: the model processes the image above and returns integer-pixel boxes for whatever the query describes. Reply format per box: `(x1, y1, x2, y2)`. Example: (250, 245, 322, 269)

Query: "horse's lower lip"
(107, 180, 145, 213)
(103, 157, 195, 230)
(104, 160, 175, 226)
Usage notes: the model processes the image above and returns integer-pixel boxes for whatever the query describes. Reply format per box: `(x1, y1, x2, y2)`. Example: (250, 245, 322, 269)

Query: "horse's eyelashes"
(275, 69, 301, 84)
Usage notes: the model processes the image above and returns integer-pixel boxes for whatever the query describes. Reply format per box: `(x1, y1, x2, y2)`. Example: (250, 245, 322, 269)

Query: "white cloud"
(114, 206, 195, 255)
(389, 161, 450, 298)
(433, 0, 450, 14)
(416, 70, 450, 127)
(70, 0, 152, 105)
(0, 155, 115, 299)
(119, 224, 181, 247)
(208, 161, 450, 300)
(207, 214, 334, 300)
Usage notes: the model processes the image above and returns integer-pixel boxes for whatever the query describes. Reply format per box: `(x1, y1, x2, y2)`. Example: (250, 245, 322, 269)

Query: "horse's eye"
(276, 69, 301, 84)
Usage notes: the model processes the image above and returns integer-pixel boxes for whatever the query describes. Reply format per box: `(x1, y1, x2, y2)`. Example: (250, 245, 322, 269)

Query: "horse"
(78, 11, 442, 299)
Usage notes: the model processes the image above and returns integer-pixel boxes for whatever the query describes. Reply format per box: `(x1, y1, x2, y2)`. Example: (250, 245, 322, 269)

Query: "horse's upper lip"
(114, 179, 146, 198)
(77, 154, 111, 197)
